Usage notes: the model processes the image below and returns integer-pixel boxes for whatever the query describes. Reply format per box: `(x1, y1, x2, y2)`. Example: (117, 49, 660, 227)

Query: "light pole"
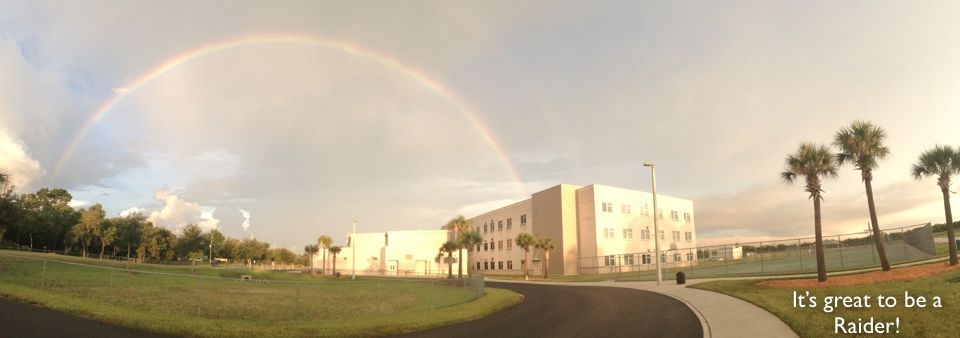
(352, 219, 357, 280)
(644, 162, 663, 285)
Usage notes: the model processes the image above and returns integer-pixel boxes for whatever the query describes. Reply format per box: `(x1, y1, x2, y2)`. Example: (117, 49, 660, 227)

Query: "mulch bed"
(756, 262, 959, 289)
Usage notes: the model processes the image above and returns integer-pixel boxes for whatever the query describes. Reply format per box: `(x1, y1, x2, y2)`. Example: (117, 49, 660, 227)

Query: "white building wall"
(467, 199, 533, 274)
(336, 230, 460, 277)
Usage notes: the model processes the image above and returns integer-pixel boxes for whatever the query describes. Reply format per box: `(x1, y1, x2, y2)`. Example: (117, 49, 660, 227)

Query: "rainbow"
(52, 34, 527, 197)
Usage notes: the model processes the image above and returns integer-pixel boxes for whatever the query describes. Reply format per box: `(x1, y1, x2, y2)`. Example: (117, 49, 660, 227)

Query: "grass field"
(0, 250, 522, 337)
(690, 264, 960, 337)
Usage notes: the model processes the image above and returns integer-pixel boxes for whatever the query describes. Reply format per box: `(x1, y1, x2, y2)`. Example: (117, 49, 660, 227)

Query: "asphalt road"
(396, 281, 704, 338)
(0, 297, 172, 338)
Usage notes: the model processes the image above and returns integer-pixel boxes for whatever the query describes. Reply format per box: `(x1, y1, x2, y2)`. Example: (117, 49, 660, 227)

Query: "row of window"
(481, 214, 528, 234)
(600, 202, 691, 222)
(477, 260, 519, 270)
(603, 252, 695, 266)
(475, 239, 514, 252)
(602, 228, 693, 242)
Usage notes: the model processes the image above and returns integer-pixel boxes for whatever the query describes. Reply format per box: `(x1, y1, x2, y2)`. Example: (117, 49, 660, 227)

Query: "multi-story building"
(466, 184, 697, 276)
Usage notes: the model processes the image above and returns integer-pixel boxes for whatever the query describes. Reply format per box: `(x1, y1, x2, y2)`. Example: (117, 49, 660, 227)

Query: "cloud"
(120, 206, 145, 217)
(148, 187, 203, 231)
(239, 209, 250, 231)
(198, 207, 221, 231)
(0, 130, 43, 191)
(68, 199, 90, 208)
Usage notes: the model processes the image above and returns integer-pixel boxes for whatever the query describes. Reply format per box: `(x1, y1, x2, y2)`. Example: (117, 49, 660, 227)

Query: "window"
(520, 214, 527, 225)
(506, 218, 512, 229)
(507, 261, 513, 270)
(641, 229, 650, 240)
(483, 223, 488, 233)
(672, 231, 681, 241)
(484, 262, 489, 270)
(476, 262, 481, 270)
(498, 221, 503, 231)
(642, 204, 649, 217)
(476, 244, 481, 251)
(685, 232, 693, 241)
(602, 202, 613, 213)
(660, 253, 666, 263)
(657, 208, 664, 219)
(622, 228, 633, 239)
(673, 252, 682, 262)
(498, 261, 503, 270)
(621, 204, 632, 214)
(604, 228, 615, 239)
(498, 240, 503, 251)
(642, 254, 651, 264)
(671, 210, 679, 221)
(604, 255, 617, 266)
(506, 240, 512, 250)
(686, 252, 694, 261)
(684, 212, 691, 223)
(623, 254, 635, 265)
(658, 230, 664, 240)
(483, 243, 488, 251)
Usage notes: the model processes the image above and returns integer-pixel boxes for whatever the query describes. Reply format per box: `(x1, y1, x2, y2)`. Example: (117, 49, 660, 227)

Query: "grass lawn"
(691, 263, 960, 337)
(0, 250, 522, 337)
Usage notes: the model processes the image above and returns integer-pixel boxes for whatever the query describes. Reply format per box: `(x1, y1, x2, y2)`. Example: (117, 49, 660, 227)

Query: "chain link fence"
(0, 250, 485, 321)
(578, 223, 937, 280)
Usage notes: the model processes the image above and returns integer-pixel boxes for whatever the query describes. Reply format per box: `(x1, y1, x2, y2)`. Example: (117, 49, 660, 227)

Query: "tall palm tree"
(304, 244, 319, 274)
(782, 143, 838, 282)
(912, 145, 960, 266)
(515, 233, 536, 281)
(534, 238, 556, 278)
(318, 235, 332, 275)
(446, 215, 470, 278)
(834, 120, 891, 271)
(458, 230, 484, 274)
(440, 240, 459, 279)
(329, 246, 342, 275)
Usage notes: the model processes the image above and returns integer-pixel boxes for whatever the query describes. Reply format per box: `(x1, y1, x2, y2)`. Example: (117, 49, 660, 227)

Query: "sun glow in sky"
(1, 1, 959, 248)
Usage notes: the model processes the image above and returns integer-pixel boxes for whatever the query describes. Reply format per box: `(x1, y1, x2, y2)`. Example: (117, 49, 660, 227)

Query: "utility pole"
(352, 219, 357, 280)
(644, 162, 663, 285)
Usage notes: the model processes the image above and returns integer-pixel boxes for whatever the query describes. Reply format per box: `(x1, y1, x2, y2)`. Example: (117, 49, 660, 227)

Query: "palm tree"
(912, 145, 960, 266)
(535, 238, 556, 278)
(329, 246, 342, 276)
(515, 233, 536, 280)
(782, 143, 838, 282)
(318, 235, 332, 275)
(304, 244, 319, 274)
(458, 230, 484, 274)
(440, 240, 459, 279)
(834, 120, 891, 271)
(446, 215, 470, 278)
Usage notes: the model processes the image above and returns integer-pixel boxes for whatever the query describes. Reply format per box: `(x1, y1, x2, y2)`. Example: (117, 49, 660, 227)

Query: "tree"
(446, 215, 471, 278)
(318, 235, 332, 275)
(329, 246, 342, 275)
(0, 169, 12, 244)
(440, 240, 459, 279)
(176, 224, 209, 260)
(782, 143, 838, 282)
(187, 250, 205, 272)
(515, 233, 536, 280)
(535, 238, 556, 278)
(912, 145, 960, 266)
(304, 244, 319, 273)
(834, 120, 891, 271)
(458, 230, 483, 274)
(74, 204, 106, 258)
(99, 225, 118, 259)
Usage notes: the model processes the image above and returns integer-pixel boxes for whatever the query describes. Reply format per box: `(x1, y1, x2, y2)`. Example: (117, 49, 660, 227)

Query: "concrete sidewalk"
(491, 278, 798, 338)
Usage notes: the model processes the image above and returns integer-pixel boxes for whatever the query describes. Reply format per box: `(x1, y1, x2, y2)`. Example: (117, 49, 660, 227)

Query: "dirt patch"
(757, 262, 959, 289)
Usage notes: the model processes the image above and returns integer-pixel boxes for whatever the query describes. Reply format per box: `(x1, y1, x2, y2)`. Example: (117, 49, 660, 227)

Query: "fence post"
(759, 242, 765, 273)
(798, 239, 803, 273)
(377, 279, 381, 314)
(837, 235, 844, 269)
(722, 245, 728, 275)
(197, 276, 203, 316)
(901, 227, 908, 261)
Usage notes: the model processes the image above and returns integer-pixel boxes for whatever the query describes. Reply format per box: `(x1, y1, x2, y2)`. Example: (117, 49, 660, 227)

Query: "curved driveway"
(397, 281, 703, 338)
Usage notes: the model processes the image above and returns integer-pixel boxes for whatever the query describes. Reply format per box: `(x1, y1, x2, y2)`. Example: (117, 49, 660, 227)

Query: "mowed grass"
(0, 251, 522, 337)
(690, 266, 960, 337)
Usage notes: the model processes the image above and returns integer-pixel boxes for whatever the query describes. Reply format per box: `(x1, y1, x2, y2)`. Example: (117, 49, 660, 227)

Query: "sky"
(1, 1, 959, 249)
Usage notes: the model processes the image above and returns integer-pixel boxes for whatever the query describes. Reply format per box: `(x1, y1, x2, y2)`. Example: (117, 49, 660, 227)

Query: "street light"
(643, 162, 663, 285)
(352, 219, 357, 280)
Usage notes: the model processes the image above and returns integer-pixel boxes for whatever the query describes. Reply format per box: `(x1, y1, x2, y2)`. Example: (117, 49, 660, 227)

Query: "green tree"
(304, 244, 319, 273)
(458, 230, 483, 273)
(329, 245, 342, 275)
(187, 250, 205, 272)
(175, 224, 209, 259)
(535, 238, 556, 278)
(73, 204, 106, 258)
(0, 169, 12, 244)
(912, 145, 960, 266)
(318, 235, 333, 275)
(446, 215, 471, 278)
(208, 229, 225, 261)
(834, 120, 891, 271)
(515, 233, 537, 280)
(112, 212, 146, 259)
(782, 143, 838, 282)
(98, 225, 118, 259)
(439, 240, 459, 279)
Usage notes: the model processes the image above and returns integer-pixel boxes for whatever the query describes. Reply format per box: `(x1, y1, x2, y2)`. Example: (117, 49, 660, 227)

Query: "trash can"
(676, 271, 686, 285)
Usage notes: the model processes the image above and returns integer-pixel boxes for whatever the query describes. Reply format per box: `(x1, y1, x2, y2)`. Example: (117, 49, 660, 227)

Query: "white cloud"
(120, 206, 145, 217)
(68, 199, 90, 208)
(198, 207, 221, 231)
(239, 209, 250, 231)
(0, 130, 43, 191)
(148, 187, 203, 231)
